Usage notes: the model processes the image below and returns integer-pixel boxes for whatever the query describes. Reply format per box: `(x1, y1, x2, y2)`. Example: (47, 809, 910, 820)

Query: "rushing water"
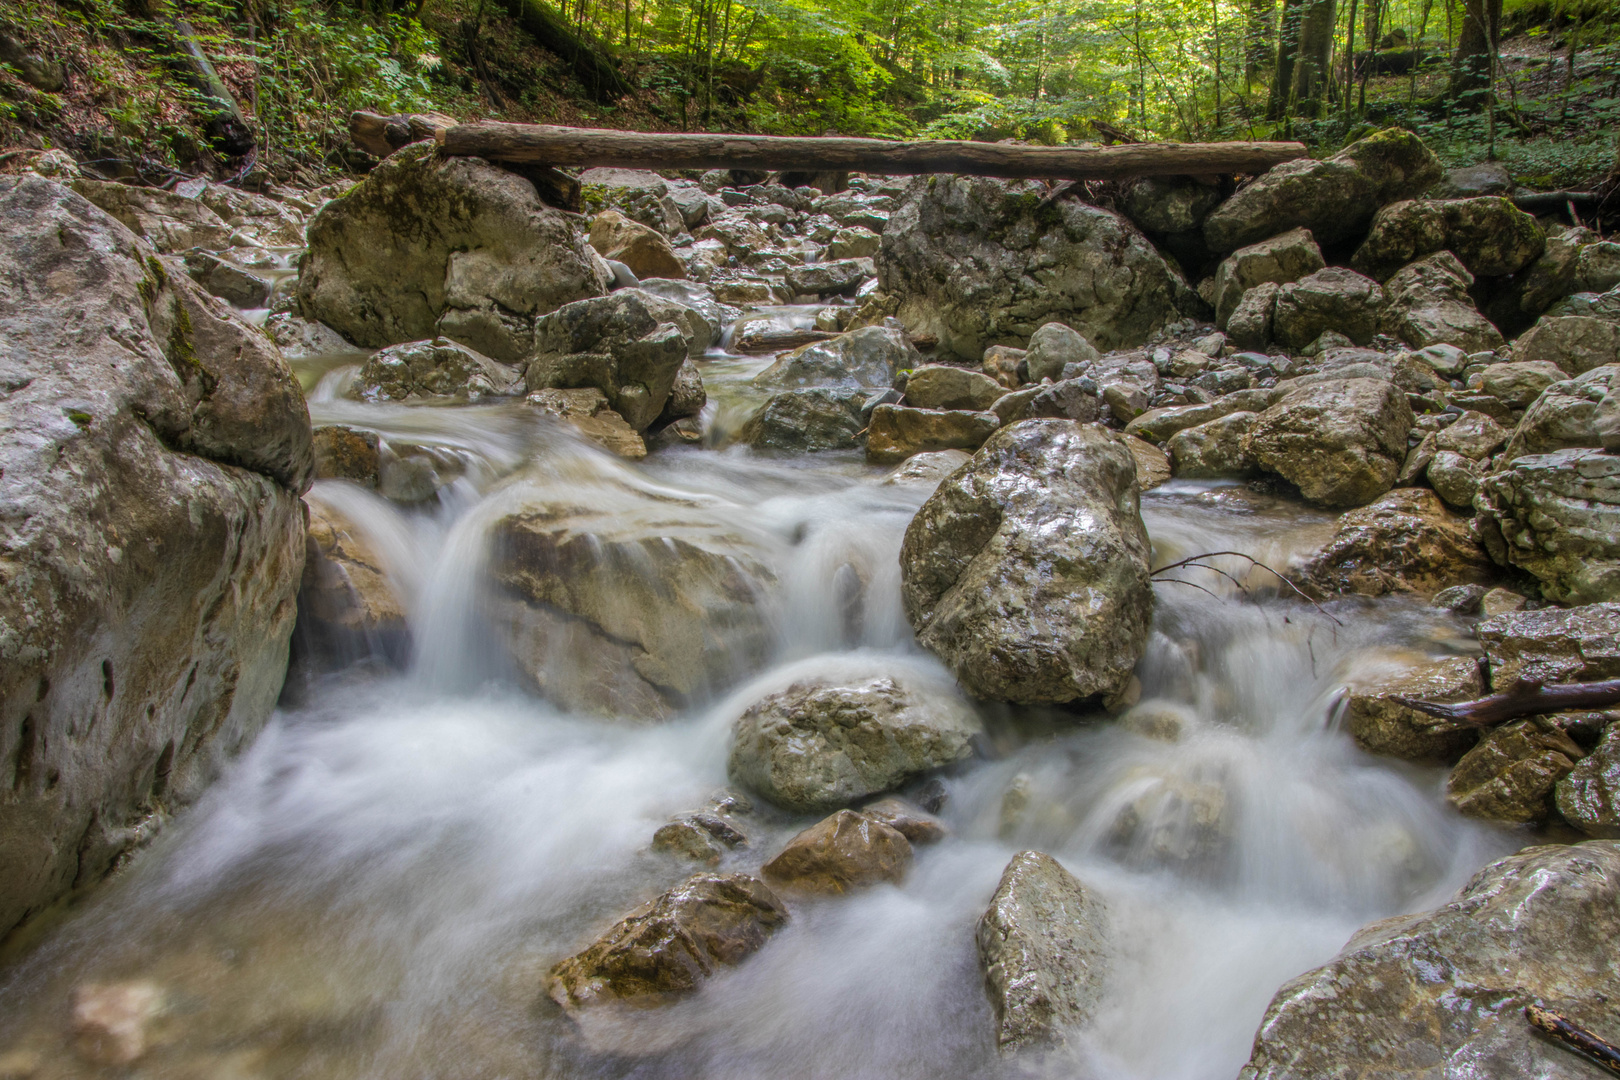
(0, 305, 1517, 1080)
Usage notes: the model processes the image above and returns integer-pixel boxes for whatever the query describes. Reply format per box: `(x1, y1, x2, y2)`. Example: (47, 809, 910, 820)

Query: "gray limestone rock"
(1247, 378, 1415, 507)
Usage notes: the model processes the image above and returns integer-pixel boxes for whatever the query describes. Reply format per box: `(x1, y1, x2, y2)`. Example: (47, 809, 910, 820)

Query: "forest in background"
(0, 0, 1616, 187)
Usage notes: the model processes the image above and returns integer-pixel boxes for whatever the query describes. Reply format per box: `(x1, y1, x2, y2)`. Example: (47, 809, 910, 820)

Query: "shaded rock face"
(70, 178, 233, 253)
(0, 176, 311, 939)
(762, 809, 913, 893)
(1248, 378, 1415, 507)
(1119, 175, 1222, 235)
(1204, 128, 1443, 251)
(1381, 251, 1505, 353)
(866, 405, 1001, 464)
(1298, 488, 1495, 598)
(1477, 604, 1620, 689)
(1557, 726, 1620, 838)
(900, 420, 1153, 705)
(727, 675, 981, 813)
(754, 326, 919, 390)
(351, 338, 519, 403)
(739, 389, 868, 452)
(1503, 364, 1620, 461)
(526, 289, 697, 431)
(489, 494, 775, 720)
(878, 175, 1185, 361)
(1351, 197, 1544, 281)
(1271, 268, 1385, 349)
(546, 872, 789, 1017)
(1237, 841, 1620, 1080)
(1447, 717, 1585, 823)
(298, 496, 409, 665)
(1475, 447, 1620, 604)
(298, 145, 610, 361)
(1515, 315, 1620, 375)
(976, 851, 1109, 1053)
(589, 209, 686, 281)
(1344, 656, 1482, 763)
(1212, 228, 1325, 329)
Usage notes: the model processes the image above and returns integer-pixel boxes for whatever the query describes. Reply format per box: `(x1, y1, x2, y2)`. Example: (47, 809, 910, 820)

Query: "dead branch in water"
(1152, 549, 1344, 626)
(1527, 1004, 1620, 1077)
(1392, 680, 1620, 729)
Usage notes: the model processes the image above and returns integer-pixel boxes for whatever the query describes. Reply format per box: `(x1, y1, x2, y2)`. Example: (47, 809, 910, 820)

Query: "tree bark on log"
(502, 0, 633, 103)
(1391, 679, 1620, 728)
(1527, 1005, 1620, 1077)
(434, 122, 1307, 180)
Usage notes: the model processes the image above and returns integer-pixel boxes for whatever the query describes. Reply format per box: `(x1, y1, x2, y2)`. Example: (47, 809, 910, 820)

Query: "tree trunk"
(1246, 0, 1276, 83)
(1289, 0, 1336, 115)
(1447, 0, 1500, 105)
(503, 0, 632, 102)
(433, 120, 1308, 179)
(1268, 0, 1304, 119)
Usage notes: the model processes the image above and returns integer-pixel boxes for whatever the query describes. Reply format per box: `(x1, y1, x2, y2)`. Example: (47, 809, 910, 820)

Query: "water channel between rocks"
(0, 301, 1517, 1080)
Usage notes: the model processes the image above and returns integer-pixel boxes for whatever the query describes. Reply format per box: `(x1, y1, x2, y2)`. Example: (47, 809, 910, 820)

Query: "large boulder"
(588, 209, 685, 281)
(489, 488, 776, 720)
(1351, 197, 1544, 281)
(878, 176, 1186, 361)
(0, 177, 311, 939)
(1342, 656, 1483, 763)
(1515, 315, 1620, 375)
(900, 420, 1153, 705)
(525, 289, 698, 431)
(1204, 128, 1444, 252)
(866, 405, 1001, 464)
(1237, 841, 1620, 1080)
(69, 178, 233, 253)
(1167, 411, 1261, 478)
(903, 365, 1008, 411)
(350, 337, 519, 403)
(1296, 488, 1496, 597)
(1381, 251, 1505, 353)
(1247, 378, 1415, 507)
(976, 851, 1110, 1053)
(1475, 447, 1620, 604)
(298, 145, 610, 361)
(738, 389, 868, 452)
(727, 674, 982, 813)
(1477, 603, 1620, 688)
(1271, 268, 1386, 349)
(753, 326, 919, 390)
(1502, 364, 1620, 461)
(545, 872, 789, 1019)
(1212, 227, 1325, 329)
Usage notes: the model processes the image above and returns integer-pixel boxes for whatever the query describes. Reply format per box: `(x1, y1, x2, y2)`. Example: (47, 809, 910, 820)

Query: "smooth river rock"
(762, 809, 913, 893)
(900, 420, 1153, 705)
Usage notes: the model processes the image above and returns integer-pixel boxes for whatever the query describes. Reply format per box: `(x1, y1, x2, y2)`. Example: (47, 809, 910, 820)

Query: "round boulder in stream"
(900, 419, 1153, 706)
(728, 675, 982, 813)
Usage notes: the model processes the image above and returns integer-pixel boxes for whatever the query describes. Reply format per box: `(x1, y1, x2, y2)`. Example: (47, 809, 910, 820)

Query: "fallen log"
(435, 123, 1308, 181)
(734, 327, 839, 353)
(172, 19, 254, 156)
(1391, 679, 1620, 729)
(350, 111, 456, 159)
(1527, 1004, 1620, 1077)
(1513, 190, 1601, 214)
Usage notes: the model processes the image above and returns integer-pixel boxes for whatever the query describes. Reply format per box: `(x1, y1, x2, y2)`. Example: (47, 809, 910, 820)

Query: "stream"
(0, 297, 1517, 1080)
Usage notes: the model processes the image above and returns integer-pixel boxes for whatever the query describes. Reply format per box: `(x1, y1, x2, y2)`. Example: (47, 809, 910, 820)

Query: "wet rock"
(1475, 448, 1620, 604)
(589, 209, 686, 281)
(1515, 316, 1620, 375)
(658, 358, 707, 424)
(1427, 450, 1484, 508)
(860, 796, 948, 843)
(1271, 268, 1386, 349)
(183, 250, 271, 308)
(298, 498, 409, 659)
(1107, 769, 1229, 868)
(1024, 321, 1101, 383)
(1237, 841, 1620, 1080)
(1119, 700, 1193, 741)
(1343, 656, 1483, 762)
(1125, 389, 1277, 443)
(525, 387, 647, 459)
(982, 345, 1026, 389)
(1556, 725, 1620, 837)
(1248, 378, 1414, 507)
(266, 312, 358, 359)
(312, 425, 381, 485)
(0, 177, 310, 940)
(1431, 583, 1489, 614)
(1381, 251, 1505, 353)
(900, 420, 1153, 705)
(878, 175, 1185, 361)
(1476, 360, 1567, 410)
(545, 872, 789, 1017)
(728, 675, 980, 813)
(903, 365, 1008, 411)
(1212, 228, 1325, 329)
(739, 388, 867, 452)
(1447, 716, 1585, 823)
(754, 326, 920, 390)
(526, 289, 700, 430)
(490, 499, 774, 719)
(976, 851, 1109, 1053)
(1117, 432, 1171, 490)
(299, 146, 609, 360)
(992, 378, 1103, 426)
(633, 278, 727, 351)
(651, 812, 749, 865)
(71, 981, 164, 1066)
(785, 258, 873, 297)
(351, 337, 518, 403)
(1351, 197, 1544, 281)
(1435, 410, 1508, 459)
(882, 449, 972, 488)
(828, 226, 881, 259)
(1477, 603, 1620, 689)
(1298, 488, 1494, 597)
(1203, 128, 1443, 251)
(1503, 365, 1620, 461)
(763, 809, 913, 893)
(866, 405, 1000, 464)
(1479, 586, 1528, 617)
(1167, 411, 1259, 478)
(71, 178, 233, 252)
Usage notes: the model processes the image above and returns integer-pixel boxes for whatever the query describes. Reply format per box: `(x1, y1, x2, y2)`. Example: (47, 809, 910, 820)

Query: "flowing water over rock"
(0, 322, 1514, 1076)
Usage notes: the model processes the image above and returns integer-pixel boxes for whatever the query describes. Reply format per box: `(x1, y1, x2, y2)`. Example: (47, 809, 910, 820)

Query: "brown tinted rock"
(1298, 488, 1494, 597)
(312, 425, 381, 486)
(1117, 432, 1171, 489)
(982, 345, 1026, 389)
(525, 388, 647, 459)
(1248, 378, 1414, 507)
(763, 809, 913, 893)
(903, 365, 1008, 411)
(589, 209, 686, 280)
(976, 851, 1109, 1052)
(299, 498, 408, 652)
(1446, 717, 1585, 823)
(1477, 603, 1620, 689)
(865, 404, 1000, 464)
(652, 813, 749, 865)
(71, 981, 164, 1066)
(1343, 656, 1483, 763)
(860, 796, 948, 844)
(1237, 841, 1620, 1080)
(1556, 725, 1620, 838)
(1168, 411, 1259, 478)
(545, 872, 788, 1015)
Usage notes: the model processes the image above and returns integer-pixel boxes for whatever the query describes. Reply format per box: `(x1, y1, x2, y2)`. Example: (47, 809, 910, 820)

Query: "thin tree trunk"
(1448, 0, 1500, 105)
(1268, 0, 1303, 119)
(1342, 0, 1357, 117)
(1289, 0, 1335, 114)
(1246, 0, 1276, 84)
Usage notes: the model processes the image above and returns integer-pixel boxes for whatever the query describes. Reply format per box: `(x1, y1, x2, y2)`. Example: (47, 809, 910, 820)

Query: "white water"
(0, 320, 1516, 1080)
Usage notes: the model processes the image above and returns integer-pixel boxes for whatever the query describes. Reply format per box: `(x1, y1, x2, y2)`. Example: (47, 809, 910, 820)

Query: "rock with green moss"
(1352, 197, 1543, 281)
(1381, 251, 1505, 353)
(298, 144, 611, 362)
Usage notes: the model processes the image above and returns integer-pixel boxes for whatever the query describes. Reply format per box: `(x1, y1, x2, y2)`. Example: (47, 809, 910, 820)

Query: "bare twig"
(1152, 549, 1344, 626)
(1527, 1004, 1620, 1077)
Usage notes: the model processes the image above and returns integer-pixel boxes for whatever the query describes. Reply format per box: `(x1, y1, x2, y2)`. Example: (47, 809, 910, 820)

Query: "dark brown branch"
(1527, 1004, 1620, 1077)
(434, 123, 1307, 181)
(1152, 549, 1344, 625)
(1393, 680, 1620, 728)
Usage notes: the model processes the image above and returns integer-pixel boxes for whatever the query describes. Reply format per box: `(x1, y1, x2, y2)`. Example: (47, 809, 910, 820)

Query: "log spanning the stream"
(424, 121, 1307, 181)
(1392, 679, 1620, 729)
